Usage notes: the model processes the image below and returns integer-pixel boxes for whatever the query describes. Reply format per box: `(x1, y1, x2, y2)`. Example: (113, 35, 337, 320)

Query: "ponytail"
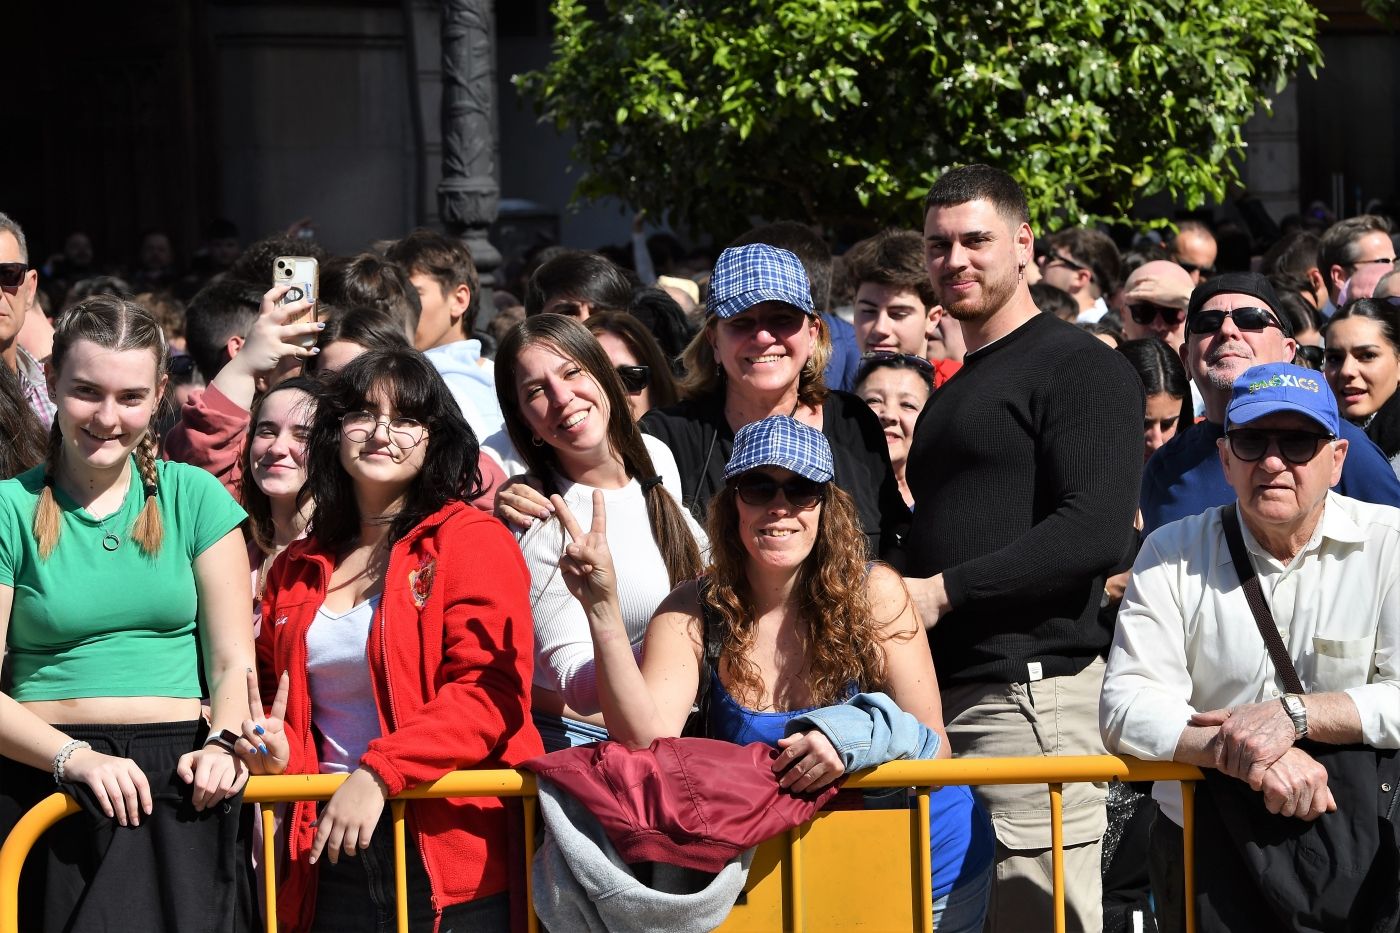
(130, 431, 163, 555)
(33, 423, 63, 559)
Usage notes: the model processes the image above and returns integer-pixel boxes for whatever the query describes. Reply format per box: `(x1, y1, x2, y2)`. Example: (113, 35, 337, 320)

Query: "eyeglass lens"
(1187, 308, 1279, 334)
(1227, 429, 1330, 464)
(733, 474, 824, 508)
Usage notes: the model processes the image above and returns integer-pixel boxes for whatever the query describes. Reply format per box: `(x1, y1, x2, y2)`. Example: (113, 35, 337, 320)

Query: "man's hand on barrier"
(1258, 747, 1335, 820)
(1191, 700, 1296, 789)
(309, 766, 390, 865)
(773, 730, 845, 794)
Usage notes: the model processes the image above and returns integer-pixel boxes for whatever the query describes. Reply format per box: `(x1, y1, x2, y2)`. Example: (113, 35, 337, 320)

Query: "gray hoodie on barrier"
(532, 777, 752, 933)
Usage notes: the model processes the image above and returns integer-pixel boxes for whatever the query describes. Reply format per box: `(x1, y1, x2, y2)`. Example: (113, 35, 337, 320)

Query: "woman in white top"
(494, 314, 706, 749)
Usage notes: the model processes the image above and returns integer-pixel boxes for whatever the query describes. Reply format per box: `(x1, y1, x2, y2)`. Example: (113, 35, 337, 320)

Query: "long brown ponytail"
(33, 295, 169, 559)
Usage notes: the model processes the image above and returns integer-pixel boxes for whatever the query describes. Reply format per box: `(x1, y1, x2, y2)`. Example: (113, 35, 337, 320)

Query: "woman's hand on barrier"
(238, 668, 291, 776)
(309, 767, 389, 865)
(62, 748, 154, 827)
(178, 741, 250, 811)
(555, 491, 619, 610)
(773, 729, 846, 794)
(495, 475, 552, 529)
(1258, 747, 1335, 820)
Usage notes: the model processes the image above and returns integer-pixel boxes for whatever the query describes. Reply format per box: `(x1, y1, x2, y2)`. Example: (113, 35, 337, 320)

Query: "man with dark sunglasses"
(1120, 260, 1194, 353)
(1167, 220, 1218, 286)
(1037, 227, 1121, 324)
(1318, 214, 1396, 316)
(1140, 272, 1400, 535)
(0, 212, 54, 428)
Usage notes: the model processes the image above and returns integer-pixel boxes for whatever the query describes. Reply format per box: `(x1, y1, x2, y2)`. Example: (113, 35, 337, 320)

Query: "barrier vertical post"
(524, 796, 540, 933)
(916, 788, 934, 933)
(392, 800, 409, 933)
(260, 804, 279, 933)
(1049, 783, 1066, 933)
(1182, 781, 1197, 933)
(788, 824, 806, 931)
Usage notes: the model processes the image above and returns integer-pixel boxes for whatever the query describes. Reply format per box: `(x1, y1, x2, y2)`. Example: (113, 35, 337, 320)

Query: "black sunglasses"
(615, 364, 650, 394)
(1294, 345, 1324, 370)
(1226, 428, 1333, 465)
(1128, 303, 1187, 326)
(860, 351, 935, 374)
(731, 472, 826, 509)
(167, 354, 198, 378)
(0, 262, 28, 288)
(1186, 307, 1283, 336)
(1040, 252, 1088, 273)
(1177, 260, 1215, 278)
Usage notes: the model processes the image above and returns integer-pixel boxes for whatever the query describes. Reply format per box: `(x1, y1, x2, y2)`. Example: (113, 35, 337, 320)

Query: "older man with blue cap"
(1102, 361, 1400, 932)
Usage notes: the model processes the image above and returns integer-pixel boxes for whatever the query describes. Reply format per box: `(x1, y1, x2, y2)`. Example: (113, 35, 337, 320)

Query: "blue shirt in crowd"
(1140, 418, 1400, 536)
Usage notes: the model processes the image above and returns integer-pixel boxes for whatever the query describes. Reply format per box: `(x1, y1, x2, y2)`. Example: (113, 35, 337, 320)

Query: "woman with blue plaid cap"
(640, 243, 908, 557)
(551, 414, 994, 932)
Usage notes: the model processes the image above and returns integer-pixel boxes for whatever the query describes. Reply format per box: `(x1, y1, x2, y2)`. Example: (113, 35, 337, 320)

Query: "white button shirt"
(1100, 492, 1400, 825)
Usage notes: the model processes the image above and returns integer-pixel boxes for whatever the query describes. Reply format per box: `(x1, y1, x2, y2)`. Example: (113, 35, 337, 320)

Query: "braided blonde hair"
(34, 296, 169, 559)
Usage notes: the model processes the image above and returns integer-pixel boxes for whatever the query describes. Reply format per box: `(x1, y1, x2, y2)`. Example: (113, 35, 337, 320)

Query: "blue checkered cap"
(708, 244, 817, 320)
(724, 415, 834, 483)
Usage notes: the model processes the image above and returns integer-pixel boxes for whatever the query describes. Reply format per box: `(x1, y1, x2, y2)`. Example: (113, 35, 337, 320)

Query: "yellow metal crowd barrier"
(0, 755, 1202, 933)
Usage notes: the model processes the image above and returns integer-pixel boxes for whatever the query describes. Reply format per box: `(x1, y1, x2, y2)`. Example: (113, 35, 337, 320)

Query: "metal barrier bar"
(391, 801, 409, 933)
(1049, 783, 1066, 933)
(0, 758, 1203, 933)
(916, 788, 933, 933)
(260, 804, 277, 933)
(1182, 780, 1197, 933)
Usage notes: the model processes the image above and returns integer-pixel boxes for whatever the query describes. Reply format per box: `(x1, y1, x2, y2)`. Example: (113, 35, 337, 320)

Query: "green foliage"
(516, 0, 1322, 239)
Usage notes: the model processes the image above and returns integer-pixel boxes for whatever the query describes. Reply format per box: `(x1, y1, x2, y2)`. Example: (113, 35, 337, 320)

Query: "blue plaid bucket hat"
(724, 415, 834, 483)
(708, 244, 817, 320)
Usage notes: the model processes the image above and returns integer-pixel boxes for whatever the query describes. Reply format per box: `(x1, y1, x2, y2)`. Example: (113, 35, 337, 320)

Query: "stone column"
(438, 0, 500, 311)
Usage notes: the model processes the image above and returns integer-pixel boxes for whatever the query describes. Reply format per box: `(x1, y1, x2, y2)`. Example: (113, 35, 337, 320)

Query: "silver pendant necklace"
(94, 511, 121, 551)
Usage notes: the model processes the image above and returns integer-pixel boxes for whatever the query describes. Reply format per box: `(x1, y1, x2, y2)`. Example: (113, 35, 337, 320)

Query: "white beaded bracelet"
(52, 739, 91, 784)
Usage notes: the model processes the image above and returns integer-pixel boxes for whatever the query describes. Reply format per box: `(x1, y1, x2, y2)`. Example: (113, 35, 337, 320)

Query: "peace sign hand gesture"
(554, 491, 619, 613)
(236, 668, 291, 776)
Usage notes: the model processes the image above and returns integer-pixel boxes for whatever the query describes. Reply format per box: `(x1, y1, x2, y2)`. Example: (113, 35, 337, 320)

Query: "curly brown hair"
(702, 481, 892, 708)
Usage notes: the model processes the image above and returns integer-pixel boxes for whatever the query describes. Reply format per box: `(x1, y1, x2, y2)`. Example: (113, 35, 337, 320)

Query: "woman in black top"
(1324, 297, 1400, 476)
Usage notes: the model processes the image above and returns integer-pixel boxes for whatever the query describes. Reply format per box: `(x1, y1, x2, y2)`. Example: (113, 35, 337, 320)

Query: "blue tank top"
(705, 669, 994, 901)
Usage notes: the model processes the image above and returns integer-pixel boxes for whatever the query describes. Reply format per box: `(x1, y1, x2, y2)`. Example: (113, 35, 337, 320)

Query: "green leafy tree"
(517, 0, 1322, 238)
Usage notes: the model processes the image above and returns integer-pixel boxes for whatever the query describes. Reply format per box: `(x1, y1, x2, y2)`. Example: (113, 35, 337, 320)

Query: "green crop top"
(0, 458, 247, 701)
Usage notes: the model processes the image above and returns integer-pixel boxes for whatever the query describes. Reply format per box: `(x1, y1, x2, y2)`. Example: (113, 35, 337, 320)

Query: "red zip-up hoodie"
(257, 500, 543, 933)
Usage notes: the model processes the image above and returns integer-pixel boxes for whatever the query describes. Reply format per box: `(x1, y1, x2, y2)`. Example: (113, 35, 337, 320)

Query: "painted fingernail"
(310, 347, 321, 354)
(259, 744, 268, 755)
(316, 322, 327, 329)
(254, 724, 265, 736)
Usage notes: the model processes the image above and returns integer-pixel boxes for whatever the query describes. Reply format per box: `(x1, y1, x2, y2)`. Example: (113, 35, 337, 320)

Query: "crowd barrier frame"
(0, 755, 1203, 933)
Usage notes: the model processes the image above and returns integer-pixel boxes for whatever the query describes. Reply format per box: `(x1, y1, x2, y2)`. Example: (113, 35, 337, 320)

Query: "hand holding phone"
(273, 256, 319, 348)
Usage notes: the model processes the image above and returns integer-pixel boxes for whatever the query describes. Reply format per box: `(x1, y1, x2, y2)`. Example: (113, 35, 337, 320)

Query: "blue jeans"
(532, 711, 609, 752)
(933, 852, 994, 933)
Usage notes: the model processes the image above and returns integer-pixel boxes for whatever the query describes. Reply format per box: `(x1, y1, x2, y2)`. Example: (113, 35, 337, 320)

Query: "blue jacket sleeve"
(1337, 421, 1400, 507)
(784, 692, 941, 772)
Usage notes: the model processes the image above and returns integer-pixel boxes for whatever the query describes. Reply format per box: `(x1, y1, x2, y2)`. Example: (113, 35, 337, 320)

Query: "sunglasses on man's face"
(731, 471, 826, 509)
(1226, 428, 1333, 465)
(1177, 260, 1215, 278)
(1128, 303, 1186, 327)
(1039, 252, 1088, 273)
(1294, 345, 1324, 370)
(615, 364, 650, 394)
(0, 262, 29, 289)
(1186, 307, 1283, 336)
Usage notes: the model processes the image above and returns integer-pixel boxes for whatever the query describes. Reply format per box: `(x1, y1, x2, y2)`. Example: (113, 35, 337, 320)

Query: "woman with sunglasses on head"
(555, 415, 994, 933)
(638, 243, 906, 556)
(247, 347, 542, 933)
(854, 352, 935, 508)
(493, 314, 705, 750)
(1324, 297, 1400, 476)
(584, 310, 679, 421)
(0, 296, 257, 932)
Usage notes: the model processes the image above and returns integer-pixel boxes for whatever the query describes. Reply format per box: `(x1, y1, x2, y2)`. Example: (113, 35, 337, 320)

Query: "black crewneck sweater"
(901, 312, 1144, 685)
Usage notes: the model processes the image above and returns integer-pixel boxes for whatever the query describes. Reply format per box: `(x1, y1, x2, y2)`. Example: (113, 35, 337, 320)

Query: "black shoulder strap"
(683, 577, 725, 738)
(1221, 503, 1306, 695)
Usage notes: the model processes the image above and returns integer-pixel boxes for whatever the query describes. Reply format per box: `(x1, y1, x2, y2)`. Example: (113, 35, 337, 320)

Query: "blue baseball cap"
(1226, 363, 1339, 436)
(724, 415, 834, 483)
(707, 244, 817, 320)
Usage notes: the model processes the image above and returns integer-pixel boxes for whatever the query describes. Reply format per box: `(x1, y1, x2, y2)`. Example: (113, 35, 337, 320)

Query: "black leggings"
(0, 720, 255, 933)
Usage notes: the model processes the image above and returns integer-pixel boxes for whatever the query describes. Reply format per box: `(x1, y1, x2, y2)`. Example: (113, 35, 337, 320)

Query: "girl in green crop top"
(0, 294, 277, 932)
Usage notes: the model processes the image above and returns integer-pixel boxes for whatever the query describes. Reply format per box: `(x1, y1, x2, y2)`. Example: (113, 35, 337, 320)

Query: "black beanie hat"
(1185, 272, 1291, 336)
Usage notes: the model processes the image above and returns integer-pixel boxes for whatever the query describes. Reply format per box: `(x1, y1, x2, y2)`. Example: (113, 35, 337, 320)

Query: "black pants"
(310, 810, 509, 933)
(0, 720, 255, 933)
(1147, 812, 1186, 933)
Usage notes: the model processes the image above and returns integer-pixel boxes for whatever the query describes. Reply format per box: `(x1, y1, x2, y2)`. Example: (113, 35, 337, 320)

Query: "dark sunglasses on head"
(1226, 428, 1333, 465)
(1128, 303, 1187, 326)
(731, 472, 826, 509)
(167, 354, 198, 378)
(0, 262, 28, 288)
(859, 351, 935, 375)
(1294, 345, 1324, 370)
(1177, 260, 1215, 278)
(615, 364, 650, 394)
(1186, 307, 1283, 336)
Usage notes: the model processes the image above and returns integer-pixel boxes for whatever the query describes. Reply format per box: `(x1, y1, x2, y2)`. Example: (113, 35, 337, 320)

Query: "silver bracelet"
(52, 739, 91, 784)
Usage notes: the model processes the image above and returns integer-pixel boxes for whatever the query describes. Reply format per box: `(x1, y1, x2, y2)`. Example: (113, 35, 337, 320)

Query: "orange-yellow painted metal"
(260, 804, 278, 933)
(391, 801, 409, 933)
(1182, 780, 1197, 933)
(0, 757, 1204, 933)
(1049, 783, 1066, 933)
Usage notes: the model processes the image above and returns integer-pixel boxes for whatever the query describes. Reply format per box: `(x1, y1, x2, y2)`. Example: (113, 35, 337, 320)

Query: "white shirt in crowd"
(1100, 492, 1400, 826)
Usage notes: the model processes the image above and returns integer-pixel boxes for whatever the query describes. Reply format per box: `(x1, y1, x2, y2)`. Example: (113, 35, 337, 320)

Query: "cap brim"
(1226, 398, 1335, 434)
(711, 289, 815, 319)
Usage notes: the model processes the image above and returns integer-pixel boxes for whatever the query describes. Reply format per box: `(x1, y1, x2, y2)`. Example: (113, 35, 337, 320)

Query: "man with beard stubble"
(898, 165, 1144, 931)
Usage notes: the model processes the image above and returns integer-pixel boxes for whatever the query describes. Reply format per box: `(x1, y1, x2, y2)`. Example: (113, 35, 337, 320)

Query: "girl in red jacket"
(244, 347, 542, 933)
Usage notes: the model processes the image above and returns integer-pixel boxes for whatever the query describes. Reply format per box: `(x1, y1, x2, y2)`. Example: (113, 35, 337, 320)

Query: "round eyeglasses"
(340, 411, 427, 448)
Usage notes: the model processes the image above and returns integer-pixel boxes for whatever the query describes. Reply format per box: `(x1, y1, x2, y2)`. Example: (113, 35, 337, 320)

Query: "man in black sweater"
(901, 165, 1144, 932)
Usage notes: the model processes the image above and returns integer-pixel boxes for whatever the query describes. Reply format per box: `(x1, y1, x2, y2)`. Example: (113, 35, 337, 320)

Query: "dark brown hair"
(241, 376, 320, 555)
(584, 311, 679, 410)
(843, 229, 938, 310)
(386, 229, 482, 337)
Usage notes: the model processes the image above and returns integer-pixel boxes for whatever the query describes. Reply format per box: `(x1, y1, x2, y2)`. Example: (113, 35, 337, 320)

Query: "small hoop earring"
(531, 435, 544, 447)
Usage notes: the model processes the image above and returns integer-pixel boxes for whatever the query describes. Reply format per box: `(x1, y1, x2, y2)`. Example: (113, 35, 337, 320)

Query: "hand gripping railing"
(1, 755, 1203, 933)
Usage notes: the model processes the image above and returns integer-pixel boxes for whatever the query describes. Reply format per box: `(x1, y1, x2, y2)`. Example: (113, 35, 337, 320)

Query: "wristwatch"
(203, 728, 241, 754)
(1280, 694, 1308, 739)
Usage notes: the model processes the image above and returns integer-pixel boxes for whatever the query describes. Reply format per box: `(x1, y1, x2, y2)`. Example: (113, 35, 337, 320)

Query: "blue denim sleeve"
(785, 692, 942, 772)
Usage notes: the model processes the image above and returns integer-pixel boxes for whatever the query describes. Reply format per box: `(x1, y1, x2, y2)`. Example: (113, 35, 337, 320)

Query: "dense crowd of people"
(1, 161, 1398, 933)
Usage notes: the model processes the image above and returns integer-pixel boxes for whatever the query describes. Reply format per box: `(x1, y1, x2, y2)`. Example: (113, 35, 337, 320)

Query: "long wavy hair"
(34, 296, 169, 559)
(305, 348, 482, 552)
(702, 480, 892, 708)
(494, 314, 701, 586)
(241, 376, 320, 555)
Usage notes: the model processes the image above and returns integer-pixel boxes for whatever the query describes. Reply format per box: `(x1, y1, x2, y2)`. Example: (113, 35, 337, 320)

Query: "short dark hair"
(1260, 231, 1321, 280)
(1029, 282, 1078, 321)
(305, 347, 482, 552)
(227, 235, 327, 287)
(585, 310, 680, 407)
(1319, 215, 1393, 277)
(923, 163, 1030, 228)
(305, 305, 414, 377)
(385, 229, 482, 337)
(627, 286, 696, 362)
(320, 253, 422, 341)
(524, 250, 633, 316)
(728, 222, 833, 313)
(184, 277, 264, 379)
(1047, 228, 1123, 297)
(843, 229, 937, 310)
